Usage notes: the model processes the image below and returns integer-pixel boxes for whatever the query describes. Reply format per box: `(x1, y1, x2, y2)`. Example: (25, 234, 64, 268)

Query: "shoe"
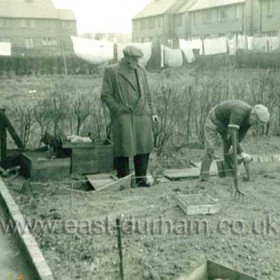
(137, 179, 151, 188)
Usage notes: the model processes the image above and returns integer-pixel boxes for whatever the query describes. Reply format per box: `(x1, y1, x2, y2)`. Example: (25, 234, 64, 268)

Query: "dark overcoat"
(101, 61, 156, 157)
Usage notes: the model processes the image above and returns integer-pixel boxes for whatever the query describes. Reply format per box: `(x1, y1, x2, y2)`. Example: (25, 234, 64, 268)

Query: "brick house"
(0, 0, 77, 56)
(188, 0, 253, 39)
(132, 0, 191, 44)
(258, 0, 280, 36)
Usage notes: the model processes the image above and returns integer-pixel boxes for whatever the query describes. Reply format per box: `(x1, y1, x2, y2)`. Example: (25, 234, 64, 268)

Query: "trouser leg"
(200, 148, 215, 180)
(115, 157, 129, 178)
(133, 153, 150, 184)
(223, 139, 234, 176)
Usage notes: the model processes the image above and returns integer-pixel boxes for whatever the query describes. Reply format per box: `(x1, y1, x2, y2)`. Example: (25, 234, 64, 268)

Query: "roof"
(133, 0, 178, 19)
(0, 0, 76, 20)
(188, 0, 245, 11)
(176, 0, 197, 13)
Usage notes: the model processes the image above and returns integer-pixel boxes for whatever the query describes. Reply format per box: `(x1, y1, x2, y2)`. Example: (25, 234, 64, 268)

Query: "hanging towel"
(117, 42, 152, 67)
(204, 37, 227, 55)
(0, 42, 11, 56)
(227, 35, 237, 56)
(252, 37, 267, 52)
(162, 45, 183, 67)
(179, 39, 195, 63)
(237, 35, 247, 50)
(247, 36, 253, 51)
(71, 36, 114, 65)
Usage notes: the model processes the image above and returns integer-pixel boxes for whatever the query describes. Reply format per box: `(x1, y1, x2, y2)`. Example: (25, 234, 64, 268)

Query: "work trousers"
(200, 113, 233, 180)
(115, 153, 150, 183)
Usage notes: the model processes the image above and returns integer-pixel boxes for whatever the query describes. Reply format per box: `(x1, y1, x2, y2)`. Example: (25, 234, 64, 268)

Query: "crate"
(21, 151, 70, 181)
(175, 193, 220, 215)
(62, 141, 114, 175)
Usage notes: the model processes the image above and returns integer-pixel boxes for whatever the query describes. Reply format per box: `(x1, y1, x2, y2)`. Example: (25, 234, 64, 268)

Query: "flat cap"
(123, 45, 143, 58)
(252, 104, 270, 124)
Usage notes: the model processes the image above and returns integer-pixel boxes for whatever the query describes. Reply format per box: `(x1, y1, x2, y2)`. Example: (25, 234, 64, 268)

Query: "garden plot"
(4, 161, 280, 280)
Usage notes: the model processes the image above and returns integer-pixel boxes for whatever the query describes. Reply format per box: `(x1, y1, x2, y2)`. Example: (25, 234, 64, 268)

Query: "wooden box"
(21, 151, 70, 181)
(62, 141, 114, 175)
(175, 193, 220, 215)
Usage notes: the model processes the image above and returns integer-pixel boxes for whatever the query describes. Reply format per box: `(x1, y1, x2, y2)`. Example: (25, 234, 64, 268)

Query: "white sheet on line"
(162, 45, 183, 67)
(179, 39, 196, 63)
(0, 42, 11, 56)
(204, 37, 227, 55)
(227, 35, 237, 56)
(71, 36, 114, 65)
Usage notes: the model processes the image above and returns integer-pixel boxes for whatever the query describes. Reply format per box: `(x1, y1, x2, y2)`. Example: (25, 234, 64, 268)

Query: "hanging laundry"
(237, 34, 247, 50)
(204, 37, 227, 55)
(162, 45, 183, 67)
(71, 36, 114, 64)
(252, 37, 267, 52)
(227, 35, 237, 56)
(188, 39, 203, 55)
(267, 36, 280, 51)
(117, 42, 152, 67)
(0, 42, 11, 56)
(179, 39, 195, 63)
(247, 36, 253, 51)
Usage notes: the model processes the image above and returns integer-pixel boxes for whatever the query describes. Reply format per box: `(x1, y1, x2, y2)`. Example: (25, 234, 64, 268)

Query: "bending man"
(200, 100, 270, 181)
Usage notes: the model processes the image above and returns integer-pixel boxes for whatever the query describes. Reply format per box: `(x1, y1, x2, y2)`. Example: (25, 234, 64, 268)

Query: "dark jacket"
(101, 61, 156, 157)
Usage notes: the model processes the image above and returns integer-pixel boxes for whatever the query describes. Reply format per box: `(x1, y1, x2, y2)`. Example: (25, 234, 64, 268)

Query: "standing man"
(101, 45, 159, 187)
(200, 100, 270, 181)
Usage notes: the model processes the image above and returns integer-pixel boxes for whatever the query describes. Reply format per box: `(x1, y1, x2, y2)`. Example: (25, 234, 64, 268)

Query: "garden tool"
(228, 124, 245, 200)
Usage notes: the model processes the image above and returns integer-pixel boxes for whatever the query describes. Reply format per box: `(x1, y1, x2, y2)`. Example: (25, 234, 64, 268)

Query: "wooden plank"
(175, 194, 220, 215)
(86, 174, 132, 192)
(207, 260, 257, 280)
(164, 161, 218, 181)
(0, 109, 7, 166)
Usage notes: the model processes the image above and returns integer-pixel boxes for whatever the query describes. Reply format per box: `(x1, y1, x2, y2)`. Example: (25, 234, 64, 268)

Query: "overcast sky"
(54, 0, 150, 34)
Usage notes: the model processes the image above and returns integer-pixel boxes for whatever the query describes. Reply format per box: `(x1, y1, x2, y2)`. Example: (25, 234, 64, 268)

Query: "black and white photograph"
(0, 0, 280, 279)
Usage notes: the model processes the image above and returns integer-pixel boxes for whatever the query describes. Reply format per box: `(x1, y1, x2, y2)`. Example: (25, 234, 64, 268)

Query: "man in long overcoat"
(101, 45, 159, 187)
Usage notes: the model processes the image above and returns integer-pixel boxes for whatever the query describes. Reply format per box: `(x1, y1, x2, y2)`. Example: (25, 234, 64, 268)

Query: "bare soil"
(4, 156, 280, 280)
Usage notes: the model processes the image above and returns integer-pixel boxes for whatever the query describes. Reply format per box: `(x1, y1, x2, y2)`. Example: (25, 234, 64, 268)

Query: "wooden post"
(116, 218, 124, 280)
(0, 108, 7, 167)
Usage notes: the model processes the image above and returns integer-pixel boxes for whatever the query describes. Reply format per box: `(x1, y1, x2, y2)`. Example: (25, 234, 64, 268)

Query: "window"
(235, 5, 240, 19)
(140, 19, 146, 30)
(218, 7, 228, 21)
(42, 37, 58, 46)
(21, 20, 35, 29)
(203, 10, 212, 23)
(0, 37, 10, 42)
(267, 0, 273, 17)
(176, 14, 183, 26)
(148, 18, 155, 28)
(157, 17, 162, 28)
(25, 38, 34, 49)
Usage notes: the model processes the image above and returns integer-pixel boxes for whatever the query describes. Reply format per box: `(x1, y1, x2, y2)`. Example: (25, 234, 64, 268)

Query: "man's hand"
(152, 115, 159, 123)
(241, 152, 252, 163)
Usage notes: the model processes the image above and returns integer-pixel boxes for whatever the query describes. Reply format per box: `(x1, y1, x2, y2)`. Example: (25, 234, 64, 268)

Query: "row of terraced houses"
(132, 0, 280, 44)
(0, 0, 76, 56)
